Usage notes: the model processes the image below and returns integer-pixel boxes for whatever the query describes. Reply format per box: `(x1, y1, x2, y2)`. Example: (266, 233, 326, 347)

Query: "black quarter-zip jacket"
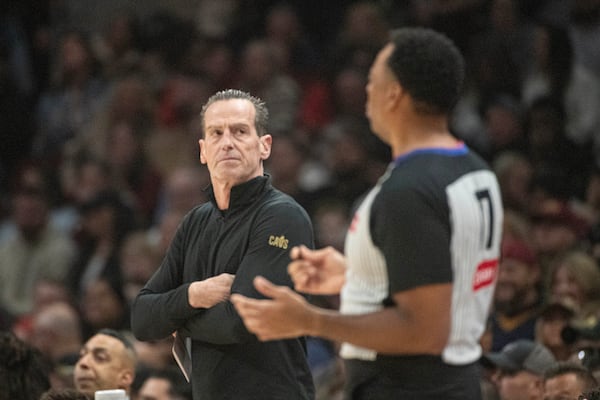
(131, 175, 315, 399)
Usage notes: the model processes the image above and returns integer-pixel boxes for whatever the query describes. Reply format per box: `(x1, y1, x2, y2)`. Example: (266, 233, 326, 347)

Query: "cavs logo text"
(268, 235, 289, 249)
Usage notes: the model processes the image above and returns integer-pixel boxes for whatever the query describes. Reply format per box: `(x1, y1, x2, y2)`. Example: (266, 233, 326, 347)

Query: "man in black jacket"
(131, 89, 315, 400)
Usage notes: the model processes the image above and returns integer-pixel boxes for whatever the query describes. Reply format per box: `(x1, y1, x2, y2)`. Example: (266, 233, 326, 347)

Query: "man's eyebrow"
(230, 122, 251, 129)
(205, 124, 222, 131)
(206, 122, 251, 131)
(89, 346, 109, 355)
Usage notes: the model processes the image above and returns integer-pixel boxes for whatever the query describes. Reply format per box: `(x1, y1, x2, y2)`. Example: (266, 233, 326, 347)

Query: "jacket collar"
(208, 174, 271, 213)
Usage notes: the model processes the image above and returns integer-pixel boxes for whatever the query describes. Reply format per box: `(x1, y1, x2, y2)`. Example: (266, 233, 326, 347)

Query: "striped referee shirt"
(340, 143, 503, 366)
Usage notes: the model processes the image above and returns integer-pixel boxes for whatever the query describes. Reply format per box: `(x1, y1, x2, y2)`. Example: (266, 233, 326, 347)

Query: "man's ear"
(386, 81, 403, 111)
(119, 369, 134, 390)
(199, 139, 207, 164)
(260, 134, 272, 160)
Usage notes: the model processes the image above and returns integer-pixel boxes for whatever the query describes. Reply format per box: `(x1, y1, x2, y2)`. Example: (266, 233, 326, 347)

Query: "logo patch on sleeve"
(472, 259, 498, 291)
(268, 235, 289, 249)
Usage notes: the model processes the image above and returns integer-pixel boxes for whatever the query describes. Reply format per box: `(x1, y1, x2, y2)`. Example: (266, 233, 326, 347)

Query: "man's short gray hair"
(200, 89, 269, 137)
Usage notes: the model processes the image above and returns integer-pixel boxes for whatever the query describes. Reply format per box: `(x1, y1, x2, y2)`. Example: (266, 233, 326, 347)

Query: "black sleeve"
(130, 215, 200, 341)
(180, 201, 314, 344)
(371, 182, 453, 294)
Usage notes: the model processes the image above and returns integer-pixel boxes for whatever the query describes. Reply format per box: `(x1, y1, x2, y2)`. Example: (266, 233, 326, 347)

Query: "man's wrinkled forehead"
(203, 99, 256, 130)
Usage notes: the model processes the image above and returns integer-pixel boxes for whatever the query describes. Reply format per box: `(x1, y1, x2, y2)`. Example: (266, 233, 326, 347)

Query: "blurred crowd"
(1, 0, 600, 399)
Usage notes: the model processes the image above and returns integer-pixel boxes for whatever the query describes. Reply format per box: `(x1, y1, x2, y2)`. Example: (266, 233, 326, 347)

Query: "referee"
(232, 27, 503, 399)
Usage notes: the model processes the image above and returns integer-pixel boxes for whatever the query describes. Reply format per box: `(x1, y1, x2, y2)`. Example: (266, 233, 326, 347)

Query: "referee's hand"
(231, 276, 318, 341)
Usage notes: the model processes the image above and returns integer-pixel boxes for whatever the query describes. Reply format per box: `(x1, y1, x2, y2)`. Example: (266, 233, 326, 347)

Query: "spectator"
(79, 275, 130, 339)
(488, 237, 543, 351)
(103, 119, 162, 226)
(326, 1, 388, 73)
(0, 5, 36, 191)
(529, 187, 591, 269)
(536, 300, 577, 361)
(92, 12, 142, 79)
(263, 2, 319, 81)
(483, 95, 527, 163)
(524, 96, 592, 197)
(0, 164, 76, 318)
(146, 74, 212, 178)
(32, 29, 107, 164)
(0, 330, 51, 400)
(544, 361, 598, 400)
(28, 300, 83, 389)
(568, 0, 600, 78)
(264, 133, 315, 212)
(470, 0, 535, 84)
(309, 117, 388, 215)
(137, 366, 192, 400)
(330, 66, 369, 121)
(153, 165, 210, 225)
(11, 278, 74, 342)
(546, 250, 600, 314)
(197, 38, 235, 91)
(493, 151, 533, 216)
(521, 22, 600, 162)
(150, 208, 187, 258)
(40, 388, 90, 400)
(66, 189, 136, 303)
(482, 339, 556, 400)
(55, 155, 114, 237)
(561, 317, 600, 382)
(73, 329, 137, 398)
(28, 301, 82, 362)
(67, 75, 155, 164)
(235, 38, 301, 135)
(119, 231, 161, 305)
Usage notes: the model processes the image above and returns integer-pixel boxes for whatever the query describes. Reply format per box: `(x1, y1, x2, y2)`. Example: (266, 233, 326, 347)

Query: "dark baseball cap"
(482, 339, 556, 375)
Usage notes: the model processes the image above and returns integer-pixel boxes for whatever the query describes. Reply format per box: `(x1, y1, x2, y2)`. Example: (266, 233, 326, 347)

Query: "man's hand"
(288, 245, 346, 295)
(231, 276, 317, 341)
(188, 273, 235, 308)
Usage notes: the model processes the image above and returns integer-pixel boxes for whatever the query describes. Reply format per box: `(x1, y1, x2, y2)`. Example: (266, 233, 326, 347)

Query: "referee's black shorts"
(344, 355, 482, 400)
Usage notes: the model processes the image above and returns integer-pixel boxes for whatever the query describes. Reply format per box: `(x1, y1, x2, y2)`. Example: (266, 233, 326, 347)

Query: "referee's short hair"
(387, 27, 465, 116)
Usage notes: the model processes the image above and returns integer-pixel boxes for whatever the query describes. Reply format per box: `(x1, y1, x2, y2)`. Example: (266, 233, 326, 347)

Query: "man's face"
(494, 258, 536, 314)
(365, 43, 397, 143)
(496, 370, 543, 400)
(138, 377, 172, 400)
(543, 373, 584, 400)
(550, 265, 585, 308)
(199, 98, 271, 188)
(74, 333, 133, 396)
(13, 191, 48, 236)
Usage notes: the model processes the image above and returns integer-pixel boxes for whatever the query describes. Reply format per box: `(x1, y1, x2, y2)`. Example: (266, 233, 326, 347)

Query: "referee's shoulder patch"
(473, 259, 498, 291)
(268, 235, 289, 250)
